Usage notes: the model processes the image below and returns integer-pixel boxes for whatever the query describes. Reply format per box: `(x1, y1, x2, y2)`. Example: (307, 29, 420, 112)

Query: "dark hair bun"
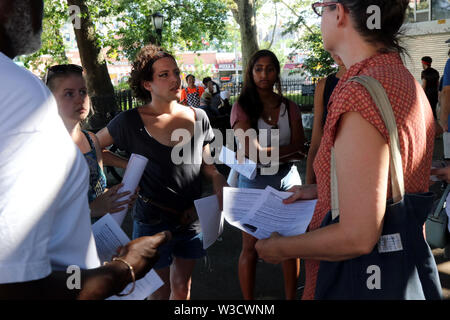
(340, 0, 409, 53)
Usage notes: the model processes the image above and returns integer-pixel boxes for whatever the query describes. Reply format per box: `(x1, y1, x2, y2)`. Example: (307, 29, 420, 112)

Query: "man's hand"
(117, 231, 171, 279)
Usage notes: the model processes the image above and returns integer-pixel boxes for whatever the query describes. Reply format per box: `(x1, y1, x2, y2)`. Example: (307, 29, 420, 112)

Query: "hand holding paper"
(110, 153, 148, 226)
(92, 214, 169, 299)
(219, 146, 257, 180)
(222, 186, 317, 240)
(89, 183, 132, 217)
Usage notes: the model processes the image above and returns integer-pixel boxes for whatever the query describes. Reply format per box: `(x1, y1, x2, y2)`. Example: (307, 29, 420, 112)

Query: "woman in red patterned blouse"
(255, 0, 435, 300)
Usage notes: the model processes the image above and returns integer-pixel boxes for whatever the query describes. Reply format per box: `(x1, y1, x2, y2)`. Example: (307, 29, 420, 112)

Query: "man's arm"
(0, 261, 130, 300)
(0, 232, 170, 300)
(422, 78, 427, 90)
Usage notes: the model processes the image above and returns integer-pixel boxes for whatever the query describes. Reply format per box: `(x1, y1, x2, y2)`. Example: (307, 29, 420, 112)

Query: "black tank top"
(322, 73, 340, 126)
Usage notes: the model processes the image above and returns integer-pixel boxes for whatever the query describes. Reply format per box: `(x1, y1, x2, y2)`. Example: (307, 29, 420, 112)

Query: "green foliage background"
(19, 0, 230, 76)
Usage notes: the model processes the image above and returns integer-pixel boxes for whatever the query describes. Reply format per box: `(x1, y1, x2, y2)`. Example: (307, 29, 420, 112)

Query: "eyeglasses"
(44, 64, 83, 85)
(312, 1, 340, 17)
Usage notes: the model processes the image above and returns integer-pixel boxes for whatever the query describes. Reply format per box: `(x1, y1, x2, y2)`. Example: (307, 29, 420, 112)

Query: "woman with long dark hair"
(230, 49, 306, 299)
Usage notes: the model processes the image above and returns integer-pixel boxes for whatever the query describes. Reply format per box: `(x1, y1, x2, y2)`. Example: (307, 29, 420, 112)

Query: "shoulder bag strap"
(331, 75, 404, 219)
(432, 184, 450, 218)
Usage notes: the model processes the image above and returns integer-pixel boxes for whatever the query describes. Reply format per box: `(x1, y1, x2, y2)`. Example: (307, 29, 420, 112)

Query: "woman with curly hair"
(96, 44, 227, 300)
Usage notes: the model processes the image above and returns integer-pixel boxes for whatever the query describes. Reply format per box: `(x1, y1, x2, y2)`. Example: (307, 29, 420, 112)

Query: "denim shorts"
(238, 163, 302, 190)
(132, 198, 206, 269)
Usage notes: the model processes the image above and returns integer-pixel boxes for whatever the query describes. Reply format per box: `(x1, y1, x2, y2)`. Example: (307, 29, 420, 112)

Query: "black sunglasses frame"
(44, 64, 83, 85)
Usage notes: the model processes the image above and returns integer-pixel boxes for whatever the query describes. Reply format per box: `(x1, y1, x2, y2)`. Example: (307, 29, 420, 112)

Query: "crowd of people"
(1, 0, 450, 301)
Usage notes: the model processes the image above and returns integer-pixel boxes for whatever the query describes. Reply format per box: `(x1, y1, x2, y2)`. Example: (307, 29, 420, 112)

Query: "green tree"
(229, 0, 259, 71)
(103, 0, 230, 62)
(297, 26, 337, 78)
(21, 0, 231, 79)
(18, 1, 68, 75)
(68, 0, 118, 131)
(192, 56, 213, 82)
(278, 0, 336, 78)
(20, 0, 231, 129)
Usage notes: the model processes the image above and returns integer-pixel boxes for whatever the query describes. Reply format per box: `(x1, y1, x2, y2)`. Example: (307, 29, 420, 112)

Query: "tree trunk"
(232, 0, 259, 74)
(67, 0, 117, 131)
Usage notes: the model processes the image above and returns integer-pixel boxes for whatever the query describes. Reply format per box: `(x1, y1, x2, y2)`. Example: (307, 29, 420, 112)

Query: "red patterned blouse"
(303, 52, 435, 300)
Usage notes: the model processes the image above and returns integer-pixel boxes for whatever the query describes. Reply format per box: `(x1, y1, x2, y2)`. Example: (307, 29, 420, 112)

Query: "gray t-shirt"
(107, 107, 214, 212)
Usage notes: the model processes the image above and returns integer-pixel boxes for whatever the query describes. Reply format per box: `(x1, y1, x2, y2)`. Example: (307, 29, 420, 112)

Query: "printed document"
(219, 146, 257, 180)
(92, 213, 130, 264)
(194, 195, 224, 249)
(223, 187, 265, 229)
(107, 269, 163, 300)
(92, 214, 163, 299)
(223, 186, 317, 239)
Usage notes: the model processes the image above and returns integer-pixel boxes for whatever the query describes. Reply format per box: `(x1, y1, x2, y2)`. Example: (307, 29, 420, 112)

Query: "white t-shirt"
(257, 102, 291, 148)
(0, 52, 100, 284)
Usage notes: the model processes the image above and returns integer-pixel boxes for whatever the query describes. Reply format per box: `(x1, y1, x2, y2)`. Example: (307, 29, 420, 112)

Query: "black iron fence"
(115, 89, 138, 112)
(113, 79, 317, 113)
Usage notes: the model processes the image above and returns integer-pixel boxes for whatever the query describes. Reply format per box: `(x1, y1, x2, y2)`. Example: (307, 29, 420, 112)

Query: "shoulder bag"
(314, 75, 442, 300)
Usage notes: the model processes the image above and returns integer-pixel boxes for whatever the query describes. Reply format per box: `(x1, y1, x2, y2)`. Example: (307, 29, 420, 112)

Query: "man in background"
(421, 56, 440, 119)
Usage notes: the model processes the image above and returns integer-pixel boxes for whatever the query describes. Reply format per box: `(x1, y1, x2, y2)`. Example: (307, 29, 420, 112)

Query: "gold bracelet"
(111, 257, 136, 296)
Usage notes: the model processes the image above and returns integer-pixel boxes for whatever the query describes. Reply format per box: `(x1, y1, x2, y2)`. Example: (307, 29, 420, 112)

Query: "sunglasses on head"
(44, 64, 83, 85)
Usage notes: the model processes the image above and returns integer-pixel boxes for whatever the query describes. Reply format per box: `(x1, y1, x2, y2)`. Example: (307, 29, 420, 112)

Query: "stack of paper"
(219, 146, 257, 180)
(223, 186, 317, 240)
(193, 186, 317, 247)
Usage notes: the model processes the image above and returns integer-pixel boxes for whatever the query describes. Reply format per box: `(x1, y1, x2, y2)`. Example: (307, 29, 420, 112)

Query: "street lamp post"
(152, 12, 164, 46)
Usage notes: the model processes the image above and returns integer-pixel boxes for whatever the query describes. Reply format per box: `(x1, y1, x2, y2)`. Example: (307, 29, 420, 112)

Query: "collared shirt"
(303, 52, 435, 300)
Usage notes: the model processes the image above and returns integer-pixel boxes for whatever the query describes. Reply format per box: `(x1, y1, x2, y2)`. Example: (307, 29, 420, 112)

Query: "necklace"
(264, 97, 282, 123)
(266, 107, 279, 123)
